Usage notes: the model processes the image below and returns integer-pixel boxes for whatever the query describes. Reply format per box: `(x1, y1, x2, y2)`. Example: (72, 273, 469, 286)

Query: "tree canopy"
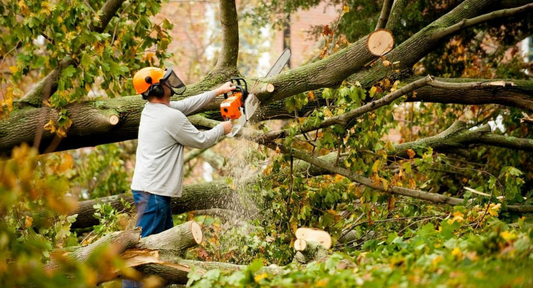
(1, 0, 533, 287)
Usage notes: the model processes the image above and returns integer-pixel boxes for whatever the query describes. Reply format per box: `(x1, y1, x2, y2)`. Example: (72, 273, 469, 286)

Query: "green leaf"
(63, 65, 77, 77)
(186, 266, 204, 286)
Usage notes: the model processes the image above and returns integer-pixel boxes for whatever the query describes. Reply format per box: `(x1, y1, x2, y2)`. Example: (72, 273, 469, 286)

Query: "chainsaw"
(220, 48, 291, 137)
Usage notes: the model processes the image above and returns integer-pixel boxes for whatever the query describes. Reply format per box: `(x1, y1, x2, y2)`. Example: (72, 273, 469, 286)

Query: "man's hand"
(215, 82, 236, 96)
(221, 121, 233, 135)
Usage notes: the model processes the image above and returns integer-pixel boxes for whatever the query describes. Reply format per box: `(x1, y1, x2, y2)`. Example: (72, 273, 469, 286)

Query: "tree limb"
(259, 77, 526, 142)
(265, 140, 533, 213)
(385, 0, 408, 32)
(259, 75, 434, 141)
(433, 3, 533, 40)
(407, 77, 533, 111)
(69, 181, 243, 229)
(211, 0, 239, 76)
(375, 0, 394, 30)
(350, 0, 503, 87)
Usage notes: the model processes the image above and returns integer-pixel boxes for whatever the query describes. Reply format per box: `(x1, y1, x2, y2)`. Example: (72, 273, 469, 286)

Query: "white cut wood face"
(293, 238, 307, 251)
(367, 29, 394, 56)
(191, 222, 203, 244)
(295, 227, 332, 249)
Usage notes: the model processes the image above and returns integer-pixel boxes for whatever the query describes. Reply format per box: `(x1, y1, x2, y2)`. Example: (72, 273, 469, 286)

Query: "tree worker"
(124, 67, 234, 287)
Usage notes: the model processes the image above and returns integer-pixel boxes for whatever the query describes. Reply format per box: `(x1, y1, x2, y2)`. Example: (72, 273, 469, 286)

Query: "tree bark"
(351, 0, 502, 87)
(293, 240, 328, 264)
(70, 181, 242, 229)
(48, 222, 206, 284)
(45, 229, 141, 272)
(407, 78, 533, 110)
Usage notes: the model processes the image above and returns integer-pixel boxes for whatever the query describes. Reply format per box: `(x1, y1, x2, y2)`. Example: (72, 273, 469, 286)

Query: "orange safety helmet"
(132, 67, 165, 95)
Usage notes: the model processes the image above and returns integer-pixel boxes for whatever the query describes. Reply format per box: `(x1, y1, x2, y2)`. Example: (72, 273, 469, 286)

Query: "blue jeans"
(123, 190, 174, 287)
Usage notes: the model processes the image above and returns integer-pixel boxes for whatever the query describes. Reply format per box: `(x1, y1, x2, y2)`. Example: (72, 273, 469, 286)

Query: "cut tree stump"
(293, 228, 331, 264)
(366, 29, 394, 56)
(295, 227, 332, 249)
(293, 240, 328, 264)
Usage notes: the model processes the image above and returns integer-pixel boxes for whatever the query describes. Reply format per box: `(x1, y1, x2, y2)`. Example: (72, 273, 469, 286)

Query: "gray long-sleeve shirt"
(130, 91, 224, 197)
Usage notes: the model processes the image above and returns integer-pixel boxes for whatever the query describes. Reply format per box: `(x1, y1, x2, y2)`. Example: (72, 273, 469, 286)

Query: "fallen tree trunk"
(47, 221, 285, 286)
(47, 221, 204, 284)
(70, 181, 241, 229)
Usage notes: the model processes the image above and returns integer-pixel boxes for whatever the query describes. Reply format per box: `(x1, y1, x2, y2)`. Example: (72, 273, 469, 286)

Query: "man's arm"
(170, 113, 226, 149)
(169, 82, 235, 115)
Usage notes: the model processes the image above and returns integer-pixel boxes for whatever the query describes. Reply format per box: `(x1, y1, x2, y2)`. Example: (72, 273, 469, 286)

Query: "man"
(124, 67, 234, 287)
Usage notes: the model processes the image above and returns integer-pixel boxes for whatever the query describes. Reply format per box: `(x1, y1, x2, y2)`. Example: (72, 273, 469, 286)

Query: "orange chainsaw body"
(220, 91, 243, 120)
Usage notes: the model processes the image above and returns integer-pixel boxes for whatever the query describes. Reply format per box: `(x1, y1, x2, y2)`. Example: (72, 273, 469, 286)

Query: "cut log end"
(266, 83, 275, 93)
(294, 238, 307, 251)
(295, 227, 332, 249)
(109, 115, 119, 125)
(190, 221, 203, 244)
(367, 29, 394, 56)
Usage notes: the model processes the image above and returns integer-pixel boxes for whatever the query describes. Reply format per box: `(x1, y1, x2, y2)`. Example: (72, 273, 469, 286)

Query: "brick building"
(158, 1, 340, 82)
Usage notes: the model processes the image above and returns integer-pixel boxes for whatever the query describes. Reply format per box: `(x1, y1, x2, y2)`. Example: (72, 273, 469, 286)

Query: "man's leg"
(123, 191, 172, 287)
(161, 195, 174, 230)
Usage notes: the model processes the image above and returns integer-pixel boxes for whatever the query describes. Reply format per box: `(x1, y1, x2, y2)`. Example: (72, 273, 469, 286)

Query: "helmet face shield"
(162, 68, 186, 95)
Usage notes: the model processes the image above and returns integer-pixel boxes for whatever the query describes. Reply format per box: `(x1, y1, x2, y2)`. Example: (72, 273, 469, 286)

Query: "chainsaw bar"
(244, 48, 291, 121)
(265, 48, 291, 78)
(228, 48, 291, 137)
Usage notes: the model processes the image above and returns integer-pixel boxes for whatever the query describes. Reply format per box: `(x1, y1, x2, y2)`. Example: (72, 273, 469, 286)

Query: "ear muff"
(151, 84, 165, 98)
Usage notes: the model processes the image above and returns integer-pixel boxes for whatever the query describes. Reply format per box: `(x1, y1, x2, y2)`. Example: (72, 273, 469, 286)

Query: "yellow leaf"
(324, 108, 333, 118)
(369, 86, 377, 98)
(25, 216, 33, 228)
(307, 91, 315, 101)
(316, 279, 329, 287)
(500, 231, 517, 242)
(371, 160, 381, 173)
(254, 272, 267, 282)
(431, 255, 443, 267)
(406, 149, 416, 159)
(9, 66, 18, 74)
(408, 178, 416, 189)
(57, 154, 74, 173)
(56, 127, 67, 138)
(381, 178, 389, 191)
(343, 5, 350, 14)
(18, 0, 29, 15)
(488, 203, 501, 216)
(383, 60, 391, 67)
(451, 247, 463, 259)
(44, 119, 56, 133)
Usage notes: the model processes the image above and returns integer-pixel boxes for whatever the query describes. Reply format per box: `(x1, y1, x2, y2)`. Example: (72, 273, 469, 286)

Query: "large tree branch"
(211, 0, 239, 76)
(351, 0, 502, 87)
(259, 75, 434, 141)
(375, 0, 394, 30)
(392, 121, 533, 157)
(266, 141, 533, 213)
(407, 78, 533, 110)
(433, 3, 533, 40)
(69, 181, 243, 229)
(259, 77, 521, 142)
